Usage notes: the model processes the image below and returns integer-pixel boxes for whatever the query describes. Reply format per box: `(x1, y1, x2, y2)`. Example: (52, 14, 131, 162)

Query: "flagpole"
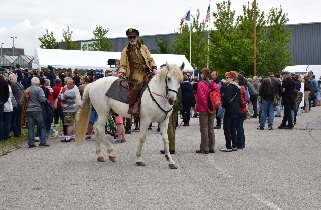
(207, 0, 211, 68)
(253, 0, 257, 76)
(189, 7, 192, 64)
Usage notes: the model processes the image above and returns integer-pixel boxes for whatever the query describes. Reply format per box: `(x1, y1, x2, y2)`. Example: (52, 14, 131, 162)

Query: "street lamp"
(10, 36, 17, 56)
(0, 43, 3, 57)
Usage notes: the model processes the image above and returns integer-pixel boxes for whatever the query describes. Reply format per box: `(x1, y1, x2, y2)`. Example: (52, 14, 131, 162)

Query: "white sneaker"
(59, 134, 66, 138)
(52, 131, 59, 138)
(34, 137, 40, 142)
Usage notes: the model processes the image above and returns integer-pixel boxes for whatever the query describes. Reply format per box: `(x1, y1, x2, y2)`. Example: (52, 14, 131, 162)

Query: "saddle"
(105, 72, 154, 104)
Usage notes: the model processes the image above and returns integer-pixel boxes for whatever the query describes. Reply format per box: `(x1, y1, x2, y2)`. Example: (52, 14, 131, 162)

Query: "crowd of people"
(0, 64, 109, 146)
(1, 28, 321, 154)
(1, 64, 321, 152)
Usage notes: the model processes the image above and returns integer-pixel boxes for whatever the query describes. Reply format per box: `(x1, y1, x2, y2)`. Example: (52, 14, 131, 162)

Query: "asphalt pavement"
(1, 106, 321, 210)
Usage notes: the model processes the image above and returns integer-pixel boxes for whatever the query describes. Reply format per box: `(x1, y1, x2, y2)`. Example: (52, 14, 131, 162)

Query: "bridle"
(147, 69, 178, 122)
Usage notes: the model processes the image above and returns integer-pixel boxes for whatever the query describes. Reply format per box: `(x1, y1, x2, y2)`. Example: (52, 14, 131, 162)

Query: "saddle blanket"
(105, 79, 129, 104)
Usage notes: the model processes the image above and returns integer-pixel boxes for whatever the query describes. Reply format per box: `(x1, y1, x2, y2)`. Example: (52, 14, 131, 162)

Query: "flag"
(205, 5, 210, 22)
(180, 10, 191, 25)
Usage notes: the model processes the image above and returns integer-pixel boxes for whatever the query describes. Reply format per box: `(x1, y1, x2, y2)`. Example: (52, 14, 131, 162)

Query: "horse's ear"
(180, 62, 185, 71)
(166, 62, 170, 70)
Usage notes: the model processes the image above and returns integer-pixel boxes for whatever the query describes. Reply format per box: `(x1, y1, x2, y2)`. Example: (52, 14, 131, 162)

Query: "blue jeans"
(11, 104, 22, 137)
(250, 94, 258, 116)
(313, 91, 318, 106)
(260, 99, 274, 128)
(236, 113, 245, 148)
(26, 111, 46, 145)
(276, 96, 282, 116)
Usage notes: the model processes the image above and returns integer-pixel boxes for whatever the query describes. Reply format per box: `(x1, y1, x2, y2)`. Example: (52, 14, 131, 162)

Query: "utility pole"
(253, 0, 257, 76)
(10, 36, 17, 56)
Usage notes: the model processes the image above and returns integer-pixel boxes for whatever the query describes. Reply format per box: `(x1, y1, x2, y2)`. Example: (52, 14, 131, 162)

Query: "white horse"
(76, 63, 184, 169)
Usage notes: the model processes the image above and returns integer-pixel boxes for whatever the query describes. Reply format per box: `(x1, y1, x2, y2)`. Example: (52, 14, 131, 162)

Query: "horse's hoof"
(136, 162, 146, 166)
(97, 157, 105, 162)
(169, 164, 178, 169)
(108, 156, 116, 162)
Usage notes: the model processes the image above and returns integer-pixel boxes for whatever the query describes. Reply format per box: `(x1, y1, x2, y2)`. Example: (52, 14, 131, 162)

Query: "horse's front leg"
(160, 119, 177, 169)
(135, 119, 148, 166)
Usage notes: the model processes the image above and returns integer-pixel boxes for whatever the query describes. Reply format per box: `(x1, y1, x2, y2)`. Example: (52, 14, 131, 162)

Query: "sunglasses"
(128, 36, 137, 39)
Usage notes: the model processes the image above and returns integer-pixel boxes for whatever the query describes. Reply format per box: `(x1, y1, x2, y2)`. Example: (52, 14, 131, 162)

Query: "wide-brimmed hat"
(126, 28, 139, 36)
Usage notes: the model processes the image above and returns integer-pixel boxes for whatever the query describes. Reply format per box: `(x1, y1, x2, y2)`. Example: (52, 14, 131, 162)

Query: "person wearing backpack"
(211, 71, 223, 129)
(195, 68, 220, 154)
(258, 72, 282, 130)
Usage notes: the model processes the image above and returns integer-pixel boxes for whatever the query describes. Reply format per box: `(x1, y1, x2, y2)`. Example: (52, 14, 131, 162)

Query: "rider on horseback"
(117, 28, 157, 116)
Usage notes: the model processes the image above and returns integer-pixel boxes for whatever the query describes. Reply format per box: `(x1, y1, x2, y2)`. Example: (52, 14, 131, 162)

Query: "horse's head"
(158, 62, 184, 105)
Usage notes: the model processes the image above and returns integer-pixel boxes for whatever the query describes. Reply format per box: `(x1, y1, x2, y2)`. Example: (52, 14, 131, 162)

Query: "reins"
(147, 68, 176, 122)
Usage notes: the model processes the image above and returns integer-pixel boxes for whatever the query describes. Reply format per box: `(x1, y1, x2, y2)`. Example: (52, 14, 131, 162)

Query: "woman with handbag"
(220, 71, 240, 152)
(195, 68, 220, 154)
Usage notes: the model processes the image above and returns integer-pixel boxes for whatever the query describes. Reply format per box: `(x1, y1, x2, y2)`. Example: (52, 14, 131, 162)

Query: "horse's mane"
(157, 64, 183, 82)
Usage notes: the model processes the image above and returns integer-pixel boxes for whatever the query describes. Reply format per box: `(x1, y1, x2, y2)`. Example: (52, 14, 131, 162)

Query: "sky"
(0, 0, 320, 56)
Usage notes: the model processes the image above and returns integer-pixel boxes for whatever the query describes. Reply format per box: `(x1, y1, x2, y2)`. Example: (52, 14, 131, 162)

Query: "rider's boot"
(128, 89, 140, 116)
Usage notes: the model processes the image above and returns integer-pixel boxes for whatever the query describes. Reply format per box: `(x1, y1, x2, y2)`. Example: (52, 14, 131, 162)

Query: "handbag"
(309, 90, 316, 100)
(273, 93, 280, 106)
(216, 92, 238, 118)
(54, 87, 63, 109)
(217, 106, 225, 118)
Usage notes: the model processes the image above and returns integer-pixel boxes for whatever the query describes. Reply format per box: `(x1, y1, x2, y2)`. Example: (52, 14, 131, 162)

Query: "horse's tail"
(75, 83, 92, 145)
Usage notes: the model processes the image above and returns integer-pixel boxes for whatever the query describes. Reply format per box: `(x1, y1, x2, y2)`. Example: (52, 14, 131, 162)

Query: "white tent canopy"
(32, 48, 194, 72)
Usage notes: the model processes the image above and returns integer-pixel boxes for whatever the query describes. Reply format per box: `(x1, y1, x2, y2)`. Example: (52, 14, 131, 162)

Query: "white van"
(283, 65, 321, 79)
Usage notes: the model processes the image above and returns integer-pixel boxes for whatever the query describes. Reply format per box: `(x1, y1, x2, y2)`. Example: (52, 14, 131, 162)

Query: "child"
(113, 114, 126, 143)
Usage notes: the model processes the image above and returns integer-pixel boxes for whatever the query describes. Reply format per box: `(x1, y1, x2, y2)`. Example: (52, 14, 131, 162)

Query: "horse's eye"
(167, 77, 171, 81)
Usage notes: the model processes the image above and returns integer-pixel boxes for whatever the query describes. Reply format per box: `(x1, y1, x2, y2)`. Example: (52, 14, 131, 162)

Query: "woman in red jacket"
(195, 68, 220, 154)
(236, 74, 250, 149)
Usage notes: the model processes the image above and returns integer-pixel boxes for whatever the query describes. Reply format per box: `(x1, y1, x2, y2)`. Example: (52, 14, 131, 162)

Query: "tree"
(38, 29, 58, 49)
(257, 6, 292, 75)
(209, 0, 291, 77)
(61, 26, 78, 50)
(234, 2, 266, 77)
(172, 9, 208, 70)
(92, 25, 112, 51)
(209, 0, 238, 73)
(155, 37, 171, 54)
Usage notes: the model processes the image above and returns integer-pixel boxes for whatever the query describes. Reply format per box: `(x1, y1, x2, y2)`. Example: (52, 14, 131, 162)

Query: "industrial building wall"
(287, 23, 321, 65)
(110, 23, 321, 65)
